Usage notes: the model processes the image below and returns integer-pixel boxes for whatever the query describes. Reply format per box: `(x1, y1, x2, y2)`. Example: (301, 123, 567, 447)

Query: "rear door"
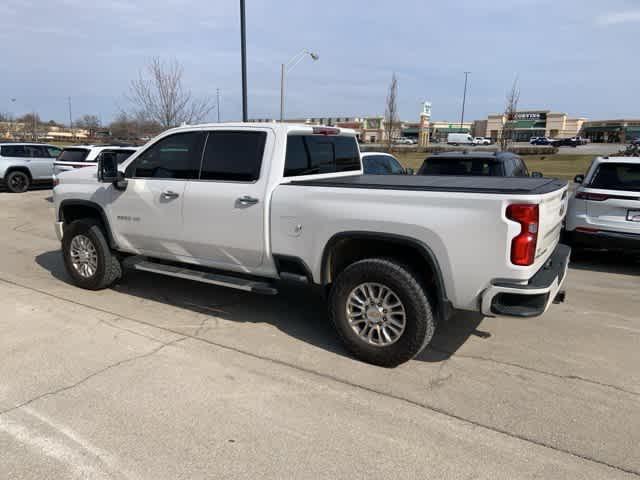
(24, 145, 54, 180)
(584, 162, 640, 234)
(106, 131, 205, 256)
(182, 129, 271, 269)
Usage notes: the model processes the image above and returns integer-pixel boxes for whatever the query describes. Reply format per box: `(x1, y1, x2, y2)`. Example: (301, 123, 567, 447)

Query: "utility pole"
(68, 96, 73, 138)
(240, 0, 248, 122)
(460, 71, 470, 129)
(216, 88, 221, 122)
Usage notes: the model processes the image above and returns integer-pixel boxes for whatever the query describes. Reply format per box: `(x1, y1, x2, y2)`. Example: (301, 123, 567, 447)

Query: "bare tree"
(75, 114, 101, 137)
(500, 76, 520, 151)
(384, 73, 399, 151)
(125, 57, 215, 128)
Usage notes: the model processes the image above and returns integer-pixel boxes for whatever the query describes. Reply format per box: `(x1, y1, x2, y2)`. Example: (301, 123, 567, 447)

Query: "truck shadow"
(569, 249, 640, 275)
(35, 250, 484, 364)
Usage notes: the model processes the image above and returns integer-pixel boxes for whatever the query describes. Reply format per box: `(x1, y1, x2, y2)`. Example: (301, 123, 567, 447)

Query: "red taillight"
(506, 204, 539, 266)
(575, 192, 609, 201)
(312, 126, 340, 135)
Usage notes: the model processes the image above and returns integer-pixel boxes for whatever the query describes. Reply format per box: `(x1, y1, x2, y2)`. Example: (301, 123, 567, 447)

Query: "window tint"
(284, 135, 360, 177)
(99, 149, 136, 165)
(589, 163, 640, 191)
(200, 131, 266, 181)
(127, 132, 204, 180)
(24, 145, 47, 157)
(363, 155, 404, 175)
(47, 146, 62, 158)
(419, 157, 502, 176)
(58, 148, 90, 162)
(1, 145, 28, 157)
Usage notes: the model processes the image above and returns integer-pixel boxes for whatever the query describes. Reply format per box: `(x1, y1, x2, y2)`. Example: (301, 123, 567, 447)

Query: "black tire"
(62, 219, 122, 290)
(6, 170, 30, 193)
(329, 258, 435, 367)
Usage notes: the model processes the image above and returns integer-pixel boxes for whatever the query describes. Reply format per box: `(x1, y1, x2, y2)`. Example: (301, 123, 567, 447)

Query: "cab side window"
(200, 131, 266, 181)
(126, 132, 205, 180)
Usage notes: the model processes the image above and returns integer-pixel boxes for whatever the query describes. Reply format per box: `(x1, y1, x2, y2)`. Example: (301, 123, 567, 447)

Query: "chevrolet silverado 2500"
(53, 123, 570, 366)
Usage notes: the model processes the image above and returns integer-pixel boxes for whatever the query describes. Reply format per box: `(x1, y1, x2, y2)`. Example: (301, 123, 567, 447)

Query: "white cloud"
(597, 10, 640, 26)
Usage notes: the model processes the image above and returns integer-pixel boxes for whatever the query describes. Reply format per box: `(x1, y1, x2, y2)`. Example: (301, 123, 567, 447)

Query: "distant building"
(580, 120, 640, 143)
(484, 110, 586, 142)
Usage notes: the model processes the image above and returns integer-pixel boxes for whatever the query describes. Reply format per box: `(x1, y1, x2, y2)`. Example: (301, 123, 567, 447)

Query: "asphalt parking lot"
(1, 190, 639, 479)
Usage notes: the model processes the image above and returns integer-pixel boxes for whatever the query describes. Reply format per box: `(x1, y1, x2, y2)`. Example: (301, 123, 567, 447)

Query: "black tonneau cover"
(288, 174, 567, 195)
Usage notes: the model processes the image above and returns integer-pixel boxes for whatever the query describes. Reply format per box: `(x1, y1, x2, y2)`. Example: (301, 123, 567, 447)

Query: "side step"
(128, 259, 278, 295)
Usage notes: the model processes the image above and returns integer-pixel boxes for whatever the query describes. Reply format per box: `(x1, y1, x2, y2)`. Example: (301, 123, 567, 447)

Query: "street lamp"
(280, 49, 319, 122)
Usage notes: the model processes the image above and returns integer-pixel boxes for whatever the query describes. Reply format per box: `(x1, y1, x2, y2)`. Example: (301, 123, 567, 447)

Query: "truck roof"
(593, 156, 640, 164)
(158, 122, 358, 137)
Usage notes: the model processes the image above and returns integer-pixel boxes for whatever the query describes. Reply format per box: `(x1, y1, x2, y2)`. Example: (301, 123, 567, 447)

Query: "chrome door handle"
(161, 190, 180, 200)
(237, 195, 259, 206)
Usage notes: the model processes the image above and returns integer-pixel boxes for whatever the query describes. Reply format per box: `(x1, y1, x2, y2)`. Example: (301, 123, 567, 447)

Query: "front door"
(106, 131, 206, 257)
(182, 129, 270, 271)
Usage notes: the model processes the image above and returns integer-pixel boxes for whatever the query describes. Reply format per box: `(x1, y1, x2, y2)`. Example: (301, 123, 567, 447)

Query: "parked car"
(362, 152, 413, 175)
(417, 152, 543, 178)
(0, 143, 62, 193)
(532, 137, 557, 146)
(630, 137, 640, 146)
(473, 137, 491, 145)
(54, 145, 138, 177)
(447, 133, 474, 145)
(53, 123, 569, 367)
(393, 137, 415, 145)
(529, 137, 540, 144)
(566, 156, 640, 251)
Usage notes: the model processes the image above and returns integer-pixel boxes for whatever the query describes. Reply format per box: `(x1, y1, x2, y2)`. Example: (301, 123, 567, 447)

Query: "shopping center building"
(484, 110, 586, 142)
(579, 120, 640, 143)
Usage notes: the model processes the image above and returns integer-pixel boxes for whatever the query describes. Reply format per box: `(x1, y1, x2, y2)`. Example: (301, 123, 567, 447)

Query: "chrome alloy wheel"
(69, 235, 98, 278)
(346, 282, 407, 346)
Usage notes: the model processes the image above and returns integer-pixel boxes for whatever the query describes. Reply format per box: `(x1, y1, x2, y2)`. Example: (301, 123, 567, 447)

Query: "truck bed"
(288, 174, 567, 195)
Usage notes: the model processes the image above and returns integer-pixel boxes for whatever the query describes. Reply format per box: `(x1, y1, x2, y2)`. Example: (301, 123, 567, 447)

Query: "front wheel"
(329, 258, 435, 367)
(62, 219, 122, 290)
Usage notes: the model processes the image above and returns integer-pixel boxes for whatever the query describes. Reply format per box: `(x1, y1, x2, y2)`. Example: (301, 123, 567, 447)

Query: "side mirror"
(405, 168, 415, 175)
(574, 174, 584, 184)
(97, 152, 127, 190)
(531, 171, 543, 178)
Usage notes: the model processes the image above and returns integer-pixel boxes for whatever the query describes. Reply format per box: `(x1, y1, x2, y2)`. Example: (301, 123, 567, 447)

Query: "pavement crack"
(430, 346, 640, 398)
(0, 337, 186, 419)
(0, 275, 638, 477)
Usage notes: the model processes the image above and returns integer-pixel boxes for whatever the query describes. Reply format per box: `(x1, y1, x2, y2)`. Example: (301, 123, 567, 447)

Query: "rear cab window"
(589, 163, 640, 191)
(419, 156, 503, 176)
(57, 148, 90, 162)
(284, 134, 360, 177)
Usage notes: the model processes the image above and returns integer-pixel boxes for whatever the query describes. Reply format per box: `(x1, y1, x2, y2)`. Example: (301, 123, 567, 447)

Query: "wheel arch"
(58, 199, 117, 248)
(5, 166, 33, 180)
(321, 231, 453, 322)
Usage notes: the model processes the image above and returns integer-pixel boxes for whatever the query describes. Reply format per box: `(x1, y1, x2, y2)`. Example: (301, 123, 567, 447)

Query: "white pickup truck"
(53, 123, 570, 366)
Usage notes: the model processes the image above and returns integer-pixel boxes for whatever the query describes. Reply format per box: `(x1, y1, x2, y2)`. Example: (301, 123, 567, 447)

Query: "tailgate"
(536, 185, 568, 260)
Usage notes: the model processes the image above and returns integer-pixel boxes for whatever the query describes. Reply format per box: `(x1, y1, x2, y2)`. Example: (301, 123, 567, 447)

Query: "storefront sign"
(515, 112, 547, 121)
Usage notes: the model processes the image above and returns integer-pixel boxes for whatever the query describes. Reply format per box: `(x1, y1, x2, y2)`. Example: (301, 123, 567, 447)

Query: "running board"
(129, 259, 278, 295)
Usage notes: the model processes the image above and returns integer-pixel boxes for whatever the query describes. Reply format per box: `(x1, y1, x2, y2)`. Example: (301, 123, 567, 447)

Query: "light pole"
(240, 0, 248, 122)
(460, 71, 471, 129)
(280, 49, 319, 122)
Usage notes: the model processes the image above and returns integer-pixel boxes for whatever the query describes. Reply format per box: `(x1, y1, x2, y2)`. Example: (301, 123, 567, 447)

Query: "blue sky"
(1, 0, 639, 124)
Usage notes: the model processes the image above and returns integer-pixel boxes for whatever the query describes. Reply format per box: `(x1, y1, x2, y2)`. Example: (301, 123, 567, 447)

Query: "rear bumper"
(570, 229, 640, 252)
(481, 243, 571, 317)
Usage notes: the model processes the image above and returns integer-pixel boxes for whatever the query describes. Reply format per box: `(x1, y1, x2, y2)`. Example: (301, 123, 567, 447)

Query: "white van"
(447, 133, 474, 145)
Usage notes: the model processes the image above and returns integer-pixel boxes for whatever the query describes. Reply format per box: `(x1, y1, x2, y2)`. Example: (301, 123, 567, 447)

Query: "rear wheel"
(6, 171, 30, 193)
(62, 219, 122, 290)
(329, 258, 435, 367)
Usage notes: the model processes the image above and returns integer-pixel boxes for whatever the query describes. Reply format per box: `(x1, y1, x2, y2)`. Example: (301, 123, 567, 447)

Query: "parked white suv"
(54, 145, 138, 177)
(566, 156, 640, 251)
(0, 143, 62, 192)
(53, 123, 570, 366)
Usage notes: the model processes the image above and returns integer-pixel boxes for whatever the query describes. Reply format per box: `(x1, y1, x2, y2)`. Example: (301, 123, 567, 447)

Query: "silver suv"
(0, 143, 62, 193)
